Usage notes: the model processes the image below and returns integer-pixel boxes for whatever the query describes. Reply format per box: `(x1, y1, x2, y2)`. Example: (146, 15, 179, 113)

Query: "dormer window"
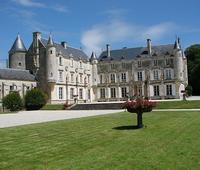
(80, 61, 82, 68)
(70, 58, 73, 67)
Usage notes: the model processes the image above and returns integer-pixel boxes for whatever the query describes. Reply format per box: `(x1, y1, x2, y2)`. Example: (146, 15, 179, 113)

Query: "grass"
(155, 100, 200, 109)
(0, 111, 200, 169)
(41, 104, 64, 110)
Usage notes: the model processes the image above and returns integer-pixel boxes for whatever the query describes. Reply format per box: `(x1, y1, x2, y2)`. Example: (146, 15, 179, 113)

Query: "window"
(79, 89, 83, 99)
(18, 62, 22, 66)
(71, 73, 74, 82)
(138, 86, 142, 96)
(153, 70, 159, 80)
(137, 72, 143, 81)
(100, 88, 105, 98)
(58, 87, 63, 99)
(154, 60, 158, 66)
(165, 69, 172, 80)
(50, 50, 53, 54)
(121, 73, 126, 82)
(59, 57, 62, 66)
(111, 64, 115, 69)
(59, 71, 63, 82)
(122, 63, 127, 69)
(166, 58, 170, 65)
(88, 89, 91, 100)
(166, 85, 172, 95)
(121, 87, 127, 98)
(70, 88, 74, 99)
(10, 85, 14, 91)
(80, 74, 83, 83)
(100, 75, 103, 84)
(138, 61, 142, 68)
(110, 74, 115, 83)
(87, 75, 90, 84)
(110, 88, 116, 98)
(154, 85, 160, 96)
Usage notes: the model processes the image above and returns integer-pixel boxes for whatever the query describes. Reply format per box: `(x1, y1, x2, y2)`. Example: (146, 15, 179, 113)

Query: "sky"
(0, 0, 200, 62)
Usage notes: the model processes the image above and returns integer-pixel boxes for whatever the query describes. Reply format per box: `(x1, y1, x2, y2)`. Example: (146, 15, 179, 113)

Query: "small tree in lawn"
(25, 88, 47, 110)
(2, 91, 23, 112)
(122, 98, 156, 128)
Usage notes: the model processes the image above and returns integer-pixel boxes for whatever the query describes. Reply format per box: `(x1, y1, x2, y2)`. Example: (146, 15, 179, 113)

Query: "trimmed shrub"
(25, 88, 47, 110)
(2, 91, 23, 111)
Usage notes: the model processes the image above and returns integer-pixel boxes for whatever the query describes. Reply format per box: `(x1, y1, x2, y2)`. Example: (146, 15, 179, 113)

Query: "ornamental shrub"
(2, 91, 23, 111)
(25, 88, 47, 110)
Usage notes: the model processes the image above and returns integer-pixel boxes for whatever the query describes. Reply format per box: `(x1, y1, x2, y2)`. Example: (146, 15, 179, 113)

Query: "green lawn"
(0, 111, 200, 169)
(156, 100, 200, 109)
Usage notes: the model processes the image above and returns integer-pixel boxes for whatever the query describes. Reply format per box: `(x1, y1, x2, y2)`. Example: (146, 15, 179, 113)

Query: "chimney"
(147, 39, 152, 55)
(61, 41, 67, 49)
(33, 32, 41, 41)
(106, 44, 110, 57)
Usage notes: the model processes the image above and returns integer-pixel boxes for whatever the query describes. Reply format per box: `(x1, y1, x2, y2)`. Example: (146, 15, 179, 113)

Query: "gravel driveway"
(0, 110, 123, 128)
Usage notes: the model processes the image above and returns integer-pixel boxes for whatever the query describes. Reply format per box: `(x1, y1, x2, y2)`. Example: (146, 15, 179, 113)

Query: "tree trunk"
(137, 112, 143, 128)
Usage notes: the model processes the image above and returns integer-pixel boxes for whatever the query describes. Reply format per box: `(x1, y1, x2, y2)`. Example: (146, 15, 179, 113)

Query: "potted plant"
(122, 98, 156, 128)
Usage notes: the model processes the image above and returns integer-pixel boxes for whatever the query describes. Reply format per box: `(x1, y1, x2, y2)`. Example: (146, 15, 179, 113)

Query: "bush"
(186, 85, 193, 96)
(25, 88, 47, 110)
(2, 92, 23, 111)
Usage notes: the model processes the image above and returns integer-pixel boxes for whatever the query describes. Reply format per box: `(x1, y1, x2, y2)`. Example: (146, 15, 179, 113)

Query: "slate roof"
(99, 44, 175, 61)
(9, 34, 27, 54)
(0, 69, 35, 81)
(41, 39, 88, 61)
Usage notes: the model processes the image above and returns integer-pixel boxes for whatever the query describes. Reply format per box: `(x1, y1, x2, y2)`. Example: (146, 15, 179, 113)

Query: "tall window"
(138, 61, 142, 68)
(59, 71, 63, 82)
(70, 88, 74, 99)
(80, 74, 83, 83)
(154, 85, 159, 96)
(110, 88, 116, 98)
(110, 74, 115, 83)
(79, 89, 83, 99)
(154, 60, 158, 66)
(137, 72, 143, 81)
(59, 57, 62, 66)
(166, 84, 172, 95)
(88, 89, 91, 100)
(121, 73, 126, 82)
(71, 73, 74, 82)
(100, 75, 103, 84)
(153, 70, 159, 80)
(165, 69, 172, 80)
(100, 88, 105, 98)
(138, 86, 142, 96)
(58, 87, 63, 99)
(121, 87, 127, 98)
(87, 75, 90, 84)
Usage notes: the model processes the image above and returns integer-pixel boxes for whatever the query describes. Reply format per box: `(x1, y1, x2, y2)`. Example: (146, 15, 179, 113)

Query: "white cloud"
(12, 0, 44, 7)
(81, 20, 177, 55)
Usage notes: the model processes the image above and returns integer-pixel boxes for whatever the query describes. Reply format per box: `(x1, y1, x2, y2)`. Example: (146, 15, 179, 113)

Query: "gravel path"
(0, 110, 123, 128)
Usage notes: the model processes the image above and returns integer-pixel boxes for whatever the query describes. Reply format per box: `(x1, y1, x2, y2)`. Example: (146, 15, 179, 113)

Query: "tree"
(185, 45, 200, 95)
(25, 88, 47, 110)
(2, 91, 23, 112)
(122, 98, 156, 128)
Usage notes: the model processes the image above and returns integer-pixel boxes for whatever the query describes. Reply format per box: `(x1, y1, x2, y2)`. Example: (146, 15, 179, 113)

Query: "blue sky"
(0, 0, 200, 61)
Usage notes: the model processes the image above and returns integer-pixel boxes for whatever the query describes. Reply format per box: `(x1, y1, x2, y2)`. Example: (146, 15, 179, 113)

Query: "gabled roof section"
(9, 34, 27, 54)
(41, 39, 88, 61)
(99, 44, 175, 61)
(0, 69, 35, 81)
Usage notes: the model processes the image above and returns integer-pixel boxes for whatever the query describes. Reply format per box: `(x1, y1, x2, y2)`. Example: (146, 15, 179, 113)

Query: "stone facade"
(8, 32, 188, 103)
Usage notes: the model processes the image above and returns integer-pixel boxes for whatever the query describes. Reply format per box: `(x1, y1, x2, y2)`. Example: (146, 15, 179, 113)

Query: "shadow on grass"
(113, 125, 142, 130)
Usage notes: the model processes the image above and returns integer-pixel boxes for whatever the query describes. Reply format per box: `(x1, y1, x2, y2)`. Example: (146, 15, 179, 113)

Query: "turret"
(9, 34, 27, 70)
(46, 34, 57, 83)
(174, 37, 184, 81)
(32, 32, 41, 68)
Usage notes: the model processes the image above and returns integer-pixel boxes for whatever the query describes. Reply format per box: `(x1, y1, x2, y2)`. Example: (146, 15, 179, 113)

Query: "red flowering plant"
(122, 98, 156, 128)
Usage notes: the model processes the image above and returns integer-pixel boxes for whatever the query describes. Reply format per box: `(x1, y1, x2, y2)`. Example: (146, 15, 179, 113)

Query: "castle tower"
(9, 34, 27, 69)
(46, 34, 57, 83)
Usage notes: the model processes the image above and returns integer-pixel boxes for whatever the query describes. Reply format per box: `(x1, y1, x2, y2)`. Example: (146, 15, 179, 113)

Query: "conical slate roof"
(90, 51, 97, 60)
(47, 34, 54, 45)
(9, 34, 27, 54)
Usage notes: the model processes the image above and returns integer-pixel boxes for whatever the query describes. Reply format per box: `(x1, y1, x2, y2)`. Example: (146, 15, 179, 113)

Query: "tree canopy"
(185, 44, 200, 95)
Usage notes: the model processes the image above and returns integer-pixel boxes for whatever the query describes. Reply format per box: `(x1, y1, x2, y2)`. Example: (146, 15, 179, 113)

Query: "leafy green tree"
(2, 92, 23, 111)
(25, 88, 47, 110)
(185, 45, 200, 95)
